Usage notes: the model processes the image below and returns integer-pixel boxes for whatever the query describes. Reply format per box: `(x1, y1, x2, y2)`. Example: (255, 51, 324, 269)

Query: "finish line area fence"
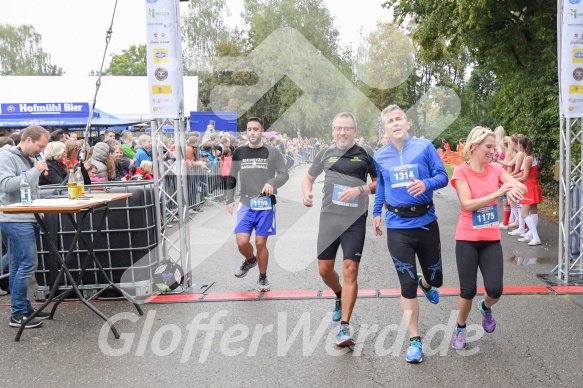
(164, 161, 227, 217)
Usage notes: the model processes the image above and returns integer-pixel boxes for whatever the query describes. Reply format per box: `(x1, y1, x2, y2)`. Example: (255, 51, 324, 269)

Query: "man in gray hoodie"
(0, 125, 50, 329)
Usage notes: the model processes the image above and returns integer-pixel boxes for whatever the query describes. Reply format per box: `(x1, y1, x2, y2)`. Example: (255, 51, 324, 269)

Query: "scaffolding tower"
(557, 118, 583, 283)
(151, 117, 192, 290)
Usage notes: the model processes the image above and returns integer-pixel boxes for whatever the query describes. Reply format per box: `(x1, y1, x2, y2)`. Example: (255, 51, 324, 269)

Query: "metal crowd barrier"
(165, 161, 226, 215)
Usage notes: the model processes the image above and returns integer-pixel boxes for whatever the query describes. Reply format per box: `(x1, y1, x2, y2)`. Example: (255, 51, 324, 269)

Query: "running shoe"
(332, 299, 342, 322)
(451, 326, 467, 350)
(256, 277, 270, 292)
(479, 299, 497, 333)
(336, 324, 355, 347)
(418, 277, 439, 304)
(405, 338, 423, 363)
(499, 222, 509, 229)
(234, 258, 257, 278)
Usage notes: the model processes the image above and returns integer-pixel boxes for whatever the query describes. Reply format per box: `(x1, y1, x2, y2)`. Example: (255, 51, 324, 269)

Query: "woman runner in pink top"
(450, 126, 526, 350)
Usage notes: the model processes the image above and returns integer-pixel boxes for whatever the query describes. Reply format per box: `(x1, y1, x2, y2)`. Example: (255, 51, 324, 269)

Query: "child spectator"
(133, 160, 154, 180)
(88, 164, 107, 183)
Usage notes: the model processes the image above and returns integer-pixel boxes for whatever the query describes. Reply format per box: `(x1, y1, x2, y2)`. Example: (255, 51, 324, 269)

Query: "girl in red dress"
(514, 136, 543, 246)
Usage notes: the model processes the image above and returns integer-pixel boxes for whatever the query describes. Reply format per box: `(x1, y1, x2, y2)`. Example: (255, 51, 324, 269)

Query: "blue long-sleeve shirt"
(373, 136, 448, 228)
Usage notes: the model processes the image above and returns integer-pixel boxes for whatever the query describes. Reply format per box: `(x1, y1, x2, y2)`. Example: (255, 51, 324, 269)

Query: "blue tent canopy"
(190, 111, 237, 133)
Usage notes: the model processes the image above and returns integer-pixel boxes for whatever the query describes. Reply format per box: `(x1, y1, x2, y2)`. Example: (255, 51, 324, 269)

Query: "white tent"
(0, 76, 198, 121)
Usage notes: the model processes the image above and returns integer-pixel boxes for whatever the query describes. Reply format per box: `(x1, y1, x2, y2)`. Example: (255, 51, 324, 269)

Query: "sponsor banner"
(145, 0, 184, 119)
(560, 0, 583, 117)
(1, 103, 89, 115)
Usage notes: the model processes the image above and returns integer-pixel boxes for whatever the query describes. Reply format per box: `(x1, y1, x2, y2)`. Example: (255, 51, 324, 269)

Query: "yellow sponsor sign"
(152, 85, 172, 94)
(153, 48, 168, 63)
(574, 49, 583, 63)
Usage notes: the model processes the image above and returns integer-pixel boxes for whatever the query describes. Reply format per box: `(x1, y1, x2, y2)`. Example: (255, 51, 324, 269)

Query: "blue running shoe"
(332, 299, 342, 322)
(405, 338, 423, 363)
(336, 324, 354, 347)
(418, 277, 439, 304)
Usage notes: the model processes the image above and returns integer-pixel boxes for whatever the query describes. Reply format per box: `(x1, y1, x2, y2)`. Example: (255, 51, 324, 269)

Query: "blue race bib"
(332, 184, 359, 207)
(250, 196, 272, 210)
(472, 205, 498, 229)
(389, 164, 419, 188)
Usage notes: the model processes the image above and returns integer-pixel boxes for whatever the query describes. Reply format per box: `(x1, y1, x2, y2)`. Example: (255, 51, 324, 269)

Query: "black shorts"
(317, 212, 367, 262)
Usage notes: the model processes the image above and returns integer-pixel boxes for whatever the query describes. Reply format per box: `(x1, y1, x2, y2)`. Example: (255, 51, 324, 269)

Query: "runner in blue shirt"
(372, 104, 448, 363)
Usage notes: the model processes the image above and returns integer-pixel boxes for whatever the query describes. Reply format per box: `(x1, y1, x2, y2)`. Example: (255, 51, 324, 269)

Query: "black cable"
(79, 0, 118, 165)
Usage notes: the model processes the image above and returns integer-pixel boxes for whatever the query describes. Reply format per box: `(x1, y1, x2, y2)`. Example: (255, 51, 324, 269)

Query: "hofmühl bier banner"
(145, 0, 184, 119)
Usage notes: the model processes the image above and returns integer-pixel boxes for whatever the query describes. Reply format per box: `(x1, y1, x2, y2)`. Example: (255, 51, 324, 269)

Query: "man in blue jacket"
(372, 105, 448, 363)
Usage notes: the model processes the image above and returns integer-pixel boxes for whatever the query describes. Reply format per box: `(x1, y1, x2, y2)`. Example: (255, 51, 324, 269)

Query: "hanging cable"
(79, 0, 118, 163)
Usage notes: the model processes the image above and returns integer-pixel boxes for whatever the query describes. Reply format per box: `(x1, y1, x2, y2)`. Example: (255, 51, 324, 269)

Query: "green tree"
(237, 0, 353, 138)
(102, 44, 147, 76)
(385, 0, 558, 191)
(182, 0, 242, 74)
(355, 22, 469, 141)
(0, 24, 64, 75)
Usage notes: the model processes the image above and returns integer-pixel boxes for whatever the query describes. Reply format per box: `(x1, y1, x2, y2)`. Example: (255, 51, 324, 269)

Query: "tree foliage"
(182, 0, 242, 74)
(384, 0, 558, 191)
(192, 0, 355, 138)
(0, 24, 64, 75)
(102, 44, 147, 76)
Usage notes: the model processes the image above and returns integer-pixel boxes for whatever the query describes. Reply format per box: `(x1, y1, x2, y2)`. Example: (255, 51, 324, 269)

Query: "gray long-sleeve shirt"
(0, 145, 42, 223)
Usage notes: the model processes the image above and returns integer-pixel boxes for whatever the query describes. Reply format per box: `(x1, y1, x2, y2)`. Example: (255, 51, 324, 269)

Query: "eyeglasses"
(333, 126, 355, 132)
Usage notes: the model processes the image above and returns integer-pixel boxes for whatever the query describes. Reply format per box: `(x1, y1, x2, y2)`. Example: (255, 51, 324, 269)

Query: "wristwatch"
(358, 186, 364, 194)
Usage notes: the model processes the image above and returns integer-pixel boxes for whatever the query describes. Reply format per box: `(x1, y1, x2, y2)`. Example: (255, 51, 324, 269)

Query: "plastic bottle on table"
(20, 170, 32, 204)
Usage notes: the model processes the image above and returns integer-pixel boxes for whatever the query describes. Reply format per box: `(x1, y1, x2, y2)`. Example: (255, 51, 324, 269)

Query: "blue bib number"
(250, 196, 272, 210)
(389, 164, 419, 188)
(332, 184, 358, 207)
(472, 205, 498, 229)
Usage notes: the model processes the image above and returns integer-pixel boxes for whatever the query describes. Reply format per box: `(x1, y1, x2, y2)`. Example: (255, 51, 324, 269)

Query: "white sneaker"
(499, 222, 509, 229)
(518, 236, 531, 242)
(528, 238, 541, 246)
(508, 229, 526, 236)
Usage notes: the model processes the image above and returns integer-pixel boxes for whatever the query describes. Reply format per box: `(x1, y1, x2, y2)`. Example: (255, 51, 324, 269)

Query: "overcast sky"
(0, 0, 390, 76)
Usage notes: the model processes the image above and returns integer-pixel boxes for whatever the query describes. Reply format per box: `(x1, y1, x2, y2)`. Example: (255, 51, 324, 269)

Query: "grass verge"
(537, 194, 559, 225)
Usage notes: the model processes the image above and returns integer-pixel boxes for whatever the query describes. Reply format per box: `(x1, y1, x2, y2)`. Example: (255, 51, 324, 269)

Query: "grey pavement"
(0, 164, 581, 387)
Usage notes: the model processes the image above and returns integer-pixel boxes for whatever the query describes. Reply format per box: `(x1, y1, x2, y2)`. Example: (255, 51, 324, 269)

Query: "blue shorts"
(235, 203, 276, 236)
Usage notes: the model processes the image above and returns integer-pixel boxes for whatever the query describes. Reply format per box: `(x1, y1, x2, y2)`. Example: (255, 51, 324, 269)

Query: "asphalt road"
(1, 164, 581, 387)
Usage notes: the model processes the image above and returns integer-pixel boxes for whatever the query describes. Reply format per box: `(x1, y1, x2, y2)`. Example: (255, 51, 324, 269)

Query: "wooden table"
(0, 193, 144, 341)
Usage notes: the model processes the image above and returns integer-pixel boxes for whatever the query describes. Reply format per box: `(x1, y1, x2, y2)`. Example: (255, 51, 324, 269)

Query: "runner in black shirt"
(301, 112, 377, 347)
(226, 117, 289, 292)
